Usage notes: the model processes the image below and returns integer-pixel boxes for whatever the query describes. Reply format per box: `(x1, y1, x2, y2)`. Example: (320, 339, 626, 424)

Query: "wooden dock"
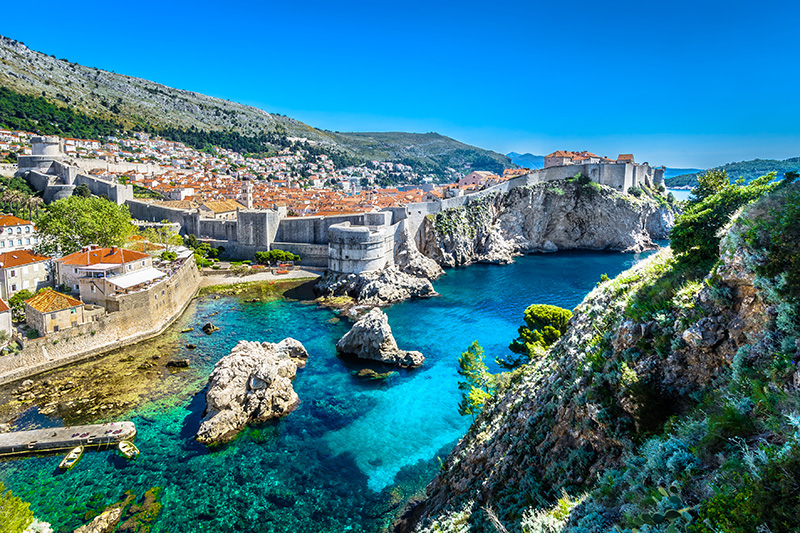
(0, 421, 136, 457)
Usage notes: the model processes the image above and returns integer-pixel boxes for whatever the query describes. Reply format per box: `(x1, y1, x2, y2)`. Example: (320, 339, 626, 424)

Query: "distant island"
(666, 156, 800, 187)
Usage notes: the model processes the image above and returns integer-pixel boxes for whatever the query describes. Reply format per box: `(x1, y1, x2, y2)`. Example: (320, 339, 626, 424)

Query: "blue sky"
(2, 0, 799, 168)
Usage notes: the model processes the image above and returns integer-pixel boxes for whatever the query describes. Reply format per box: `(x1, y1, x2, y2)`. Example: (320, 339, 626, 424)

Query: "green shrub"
(628, 186, 643, 197)
(160, 251, 177, 262)
(255, 249, 301, 264)
(25, 329, 39, 340)
(502, 304, 572, 368)
(744, 187, 800, 304)
(0, 482, 34, 533)
(671, 172, 778, 264)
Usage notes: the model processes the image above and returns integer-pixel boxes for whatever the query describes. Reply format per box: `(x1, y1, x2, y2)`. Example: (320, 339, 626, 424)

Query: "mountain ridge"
(0, 35, 512, 177)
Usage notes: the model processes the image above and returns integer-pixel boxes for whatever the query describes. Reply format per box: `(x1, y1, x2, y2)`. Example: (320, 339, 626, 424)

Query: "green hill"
(666, 157, 800, 187)
(0, 35, 512, 178)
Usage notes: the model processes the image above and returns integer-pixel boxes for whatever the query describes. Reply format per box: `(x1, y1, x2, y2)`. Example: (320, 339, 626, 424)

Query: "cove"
(0, 249, 654, 532)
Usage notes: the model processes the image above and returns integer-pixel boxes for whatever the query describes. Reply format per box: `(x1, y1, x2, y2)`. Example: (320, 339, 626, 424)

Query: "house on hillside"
(25, 289, 86, 336)
(456, 171, 497, 187)
(0, 249, 52, 300)
(0, 214, 39, 252)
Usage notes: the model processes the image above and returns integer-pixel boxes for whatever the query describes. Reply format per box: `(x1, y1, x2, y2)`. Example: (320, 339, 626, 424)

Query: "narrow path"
(198, 268, 321, 288)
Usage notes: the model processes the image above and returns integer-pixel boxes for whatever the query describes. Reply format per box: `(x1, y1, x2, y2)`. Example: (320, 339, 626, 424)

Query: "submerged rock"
(196, 338, 309, 445)
(354, 368, 398, 380)
(201, 322, 219, 335)
(336, 308, 424, 368)
(166, 359, 190, 368)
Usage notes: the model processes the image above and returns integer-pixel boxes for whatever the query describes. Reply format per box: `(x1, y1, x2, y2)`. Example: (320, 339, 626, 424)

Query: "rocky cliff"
(421, 180, 674, 267)
(398, 183, 800, 532)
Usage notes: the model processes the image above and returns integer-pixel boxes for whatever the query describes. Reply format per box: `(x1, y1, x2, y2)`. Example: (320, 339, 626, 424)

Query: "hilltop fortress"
(17, 138, 666, 274)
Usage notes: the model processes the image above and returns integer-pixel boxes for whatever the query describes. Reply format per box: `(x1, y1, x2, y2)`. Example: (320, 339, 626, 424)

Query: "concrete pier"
(0, 421, 136, 457)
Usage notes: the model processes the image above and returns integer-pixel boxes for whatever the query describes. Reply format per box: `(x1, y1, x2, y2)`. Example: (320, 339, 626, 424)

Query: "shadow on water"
(282, 279, 318, 301)
(178, 387, 212, 456)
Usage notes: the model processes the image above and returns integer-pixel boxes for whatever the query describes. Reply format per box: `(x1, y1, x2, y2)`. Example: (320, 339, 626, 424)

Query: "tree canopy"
(501, 304, 572, 368)
(457, 341, 495, 418)
(35, 196, 135, 256)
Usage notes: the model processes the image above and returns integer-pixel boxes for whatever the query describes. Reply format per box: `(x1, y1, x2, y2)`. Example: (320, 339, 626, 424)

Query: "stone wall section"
(0, 258, 200, 385)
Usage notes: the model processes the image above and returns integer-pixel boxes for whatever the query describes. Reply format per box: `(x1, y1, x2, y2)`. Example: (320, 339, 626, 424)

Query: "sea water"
(0, 250, 652, 532)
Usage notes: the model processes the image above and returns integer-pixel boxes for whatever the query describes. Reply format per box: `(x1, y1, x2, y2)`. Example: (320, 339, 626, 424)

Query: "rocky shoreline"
(421, 180, 674, 267)
(336, 308, 424, 368)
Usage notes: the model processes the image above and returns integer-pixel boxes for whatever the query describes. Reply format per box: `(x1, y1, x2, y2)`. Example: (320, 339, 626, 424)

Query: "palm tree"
(28, 197, 44, 221)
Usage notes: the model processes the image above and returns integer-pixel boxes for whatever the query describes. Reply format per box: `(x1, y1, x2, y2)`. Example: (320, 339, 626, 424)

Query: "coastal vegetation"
(0, 482, 33, 533)
(407, 172, 800, 532)
(501, 304, 572, 368)
(255, 249, 301, 264)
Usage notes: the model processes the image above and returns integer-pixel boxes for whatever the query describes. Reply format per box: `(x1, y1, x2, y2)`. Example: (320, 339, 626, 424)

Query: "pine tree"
(457, 341, 494, 419)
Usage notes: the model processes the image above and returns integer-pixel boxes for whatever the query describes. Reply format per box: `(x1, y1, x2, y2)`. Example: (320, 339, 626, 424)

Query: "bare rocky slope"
(0, 35, 512, 172)
(397, 182, 800, 533)
(421, 180, 674, 267)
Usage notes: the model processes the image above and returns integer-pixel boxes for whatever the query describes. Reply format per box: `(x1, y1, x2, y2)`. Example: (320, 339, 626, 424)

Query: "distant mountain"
(664, 167, 704, 180)
(507, 152, 544, 169)
(665, 157, 800, 187)
(0, 35, 512, 177)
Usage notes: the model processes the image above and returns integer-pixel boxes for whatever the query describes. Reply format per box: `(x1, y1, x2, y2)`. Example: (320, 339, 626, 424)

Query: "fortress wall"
(327, 222, 395, 274)
(276, 214, 364, 245)
(71, 159, 170, 176)
(199, 218, 237, 241)
(126, 199, 191, 226)
(270, 242, 329, 267)
(237, 210, 275, 248)
(0, 259, 200, 385)
(74, 174, 133, 205)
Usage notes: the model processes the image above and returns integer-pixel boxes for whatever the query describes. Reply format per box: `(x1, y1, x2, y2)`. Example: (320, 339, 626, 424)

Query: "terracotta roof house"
(56, 245, 152, 295)
(0, 249, 52, 300)
(0, 214, 39, 252)
(25, 289, 86, 336)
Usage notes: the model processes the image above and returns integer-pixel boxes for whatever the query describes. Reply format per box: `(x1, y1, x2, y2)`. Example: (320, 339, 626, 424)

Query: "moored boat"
(118, 440, 139, 460)
(58, 446, 84, 470)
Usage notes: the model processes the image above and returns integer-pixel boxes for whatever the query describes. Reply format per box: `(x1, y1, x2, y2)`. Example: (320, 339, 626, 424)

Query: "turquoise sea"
(0, 250, 653, 532)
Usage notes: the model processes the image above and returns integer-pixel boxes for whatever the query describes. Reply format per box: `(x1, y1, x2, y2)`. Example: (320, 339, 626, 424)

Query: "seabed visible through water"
(0, 250, 653, 532)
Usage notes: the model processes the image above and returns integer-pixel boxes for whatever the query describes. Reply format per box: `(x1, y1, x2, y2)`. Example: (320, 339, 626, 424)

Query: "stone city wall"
(327, 221, 397, 274)
(0, 258, 200, 385)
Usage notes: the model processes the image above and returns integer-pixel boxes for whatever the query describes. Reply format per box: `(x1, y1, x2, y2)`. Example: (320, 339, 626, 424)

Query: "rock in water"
(336, 308, 424, 368)
(202, 322, 219, 334)
(196, 338, 309, 445)
(74, 507, 122, 533)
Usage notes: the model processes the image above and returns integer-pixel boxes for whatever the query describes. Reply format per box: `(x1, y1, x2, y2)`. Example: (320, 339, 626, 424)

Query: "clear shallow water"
(0, 250, 652, 532)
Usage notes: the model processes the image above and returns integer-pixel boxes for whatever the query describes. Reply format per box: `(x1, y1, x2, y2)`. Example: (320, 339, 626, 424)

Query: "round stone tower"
(31, 136, 62, 156)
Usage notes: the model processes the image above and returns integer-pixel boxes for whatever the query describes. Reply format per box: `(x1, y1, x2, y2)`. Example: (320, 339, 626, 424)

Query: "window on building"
(9, 270, 15, 278)
(91, 285, 96, 293)
(15, 227, 20, 234)
(25, 238, 30, 244)
(74, 268, 78, 274)
(70, 308, 76, 314)
(51, 313, 56, 320)
(0, 242, 4, 248)
(25, 227, 30, 233)
(74, 284, 79, 291)
(53, 325, 59, 332)
(11, 284, 16, 291)
(141, 261, 146, 266)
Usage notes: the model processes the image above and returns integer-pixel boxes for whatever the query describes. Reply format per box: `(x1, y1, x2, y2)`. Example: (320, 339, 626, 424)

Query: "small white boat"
(118, 440, 139, 460)
(59, 446, 84, 470)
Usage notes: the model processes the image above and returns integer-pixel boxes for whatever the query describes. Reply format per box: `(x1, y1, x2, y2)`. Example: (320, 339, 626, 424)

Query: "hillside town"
(1, 128, 520, 216)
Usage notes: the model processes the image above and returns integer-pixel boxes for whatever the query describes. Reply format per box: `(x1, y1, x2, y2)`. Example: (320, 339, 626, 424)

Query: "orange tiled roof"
(0, 298, 9, 313)
(0, 214, 32, 227)
(57, 247, 149, 266)
(0, 250, 49, 268)
(25, 289, 83, 313)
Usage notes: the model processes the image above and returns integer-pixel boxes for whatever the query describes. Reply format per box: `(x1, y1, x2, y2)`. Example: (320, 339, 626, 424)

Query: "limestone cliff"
(421, 180, 674, 267)
(398, 183, 800, 533)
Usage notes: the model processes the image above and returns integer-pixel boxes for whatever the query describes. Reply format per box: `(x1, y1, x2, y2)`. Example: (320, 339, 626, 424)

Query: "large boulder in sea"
(336, 308, 424, 368)
(196, 338, 309, 445)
